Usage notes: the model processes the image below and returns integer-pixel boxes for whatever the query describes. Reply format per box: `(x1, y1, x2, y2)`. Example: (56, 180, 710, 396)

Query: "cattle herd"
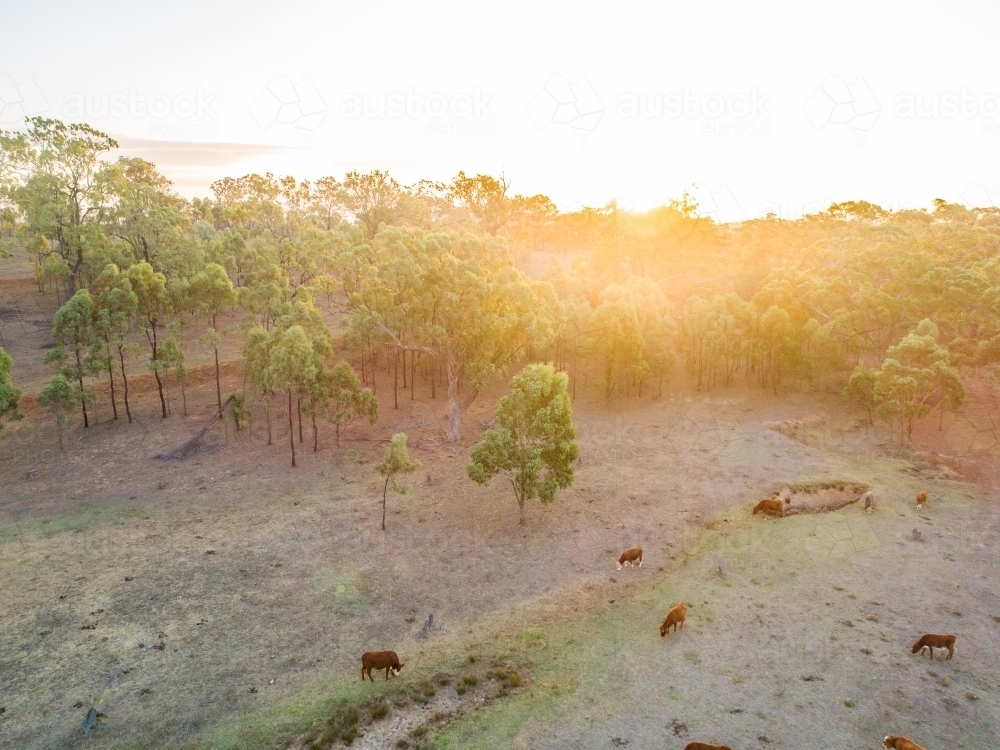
(358, 490, 950, 750)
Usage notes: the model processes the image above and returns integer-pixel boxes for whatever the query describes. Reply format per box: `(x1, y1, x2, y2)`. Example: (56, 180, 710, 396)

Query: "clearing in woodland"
(1, 356, 999, 750)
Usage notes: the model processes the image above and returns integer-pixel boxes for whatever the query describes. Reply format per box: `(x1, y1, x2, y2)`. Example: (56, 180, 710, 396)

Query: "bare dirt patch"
(761, 480, 872, 516)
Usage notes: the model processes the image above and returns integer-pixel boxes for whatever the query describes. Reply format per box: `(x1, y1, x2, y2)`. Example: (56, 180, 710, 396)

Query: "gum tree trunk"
(288, 390, 297, 467)
(118, 345, 132, 423)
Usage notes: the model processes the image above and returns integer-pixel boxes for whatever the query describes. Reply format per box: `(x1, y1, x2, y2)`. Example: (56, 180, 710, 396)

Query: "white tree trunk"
(446, 353, 463, 443)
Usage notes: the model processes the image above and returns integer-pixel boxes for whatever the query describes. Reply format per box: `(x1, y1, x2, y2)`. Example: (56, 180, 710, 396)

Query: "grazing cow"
(883, 736, 925, 750)
(617, 546, 643, 570)
(361, 650, 404, 681)
(752, 498, 784, 517)
(660, 602, 687, 636)
(916, 491, 927, 509)
(860, 490, 874, 514)
(911, 633, 955, 660)
(684, 744, 733, 750)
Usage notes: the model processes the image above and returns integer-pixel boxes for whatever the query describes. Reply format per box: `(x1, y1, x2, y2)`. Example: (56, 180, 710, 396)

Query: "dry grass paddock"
(3, 256, 1000, 748)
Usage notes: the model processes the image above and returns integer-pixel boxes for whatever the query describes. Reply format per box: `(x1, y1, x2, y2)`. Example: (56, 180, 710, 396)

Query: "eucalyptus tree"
(125, 261, 171, 417)
(50, 289, 97, 427)
(100, 157, 197, 277)
(278, 293, 334, 445)
(340, 170, 403, 237)
(877, 319, 966, 436)
(265, 325, 319, 467)
(39, 374, 75, 450)
(244, 294, 330, 464)
(0, 345, 21, 428)
(210, 172, 284, 235)
(507, 193, 559, 254)
(375, 432, 420, 531)
(239, 263, 292, 331)
(0, 117, 117, 291)
(319, 360, 378, 448)
(188, 262, 237, 408)
(448, 171, 511, 236)
(468, 364, 578, 525)
(586, 285, 647, 399)
(160, 335, 189, 416)
(93, 264, 139, 421)
(94, 264, 139, 423)
(873, 361, 919, 443)
(310, 175, 342, 230)
(756, 305, 799, 394)
(243, 324, 275, 444)
(341, 226, 557, 442)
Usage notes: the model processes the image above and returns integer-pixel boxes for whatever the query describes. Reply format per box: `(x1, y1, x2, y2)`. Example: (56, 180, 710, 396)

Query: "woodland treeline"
(2, 117, 999, 458)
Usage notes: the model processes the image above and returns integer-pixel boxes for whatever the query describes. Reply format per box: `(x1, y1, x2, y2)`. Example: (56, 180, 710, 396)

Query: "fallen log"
(154, 395, 234, 460)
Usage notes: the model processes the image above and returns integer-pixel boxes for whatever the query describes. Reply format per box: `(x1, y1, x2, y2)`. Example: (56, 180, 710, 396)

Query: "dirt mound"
(769, 414, 828, 441)
(906, 451, 978, 481)
(765, 480, 870, 516)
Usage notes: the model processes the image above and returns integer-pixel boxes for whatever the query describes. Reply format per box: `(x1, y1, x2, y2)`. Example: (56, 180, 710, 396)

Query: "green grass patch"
(312, 567, 370, 615)
(0, 503, 147, 545)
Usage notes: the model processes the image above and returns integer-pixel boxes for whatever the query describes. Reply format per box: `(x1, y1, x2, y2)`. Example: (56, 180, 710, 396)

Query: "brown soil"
(763, 480, 872, 516)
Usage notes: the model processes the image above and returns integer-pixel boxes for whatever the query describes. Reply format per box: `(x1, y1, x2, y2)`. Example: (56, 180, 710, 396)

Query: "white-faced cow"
(911, 633, 955, 660)
(361, 650, 404, 681)
(617, 546, 643, 570)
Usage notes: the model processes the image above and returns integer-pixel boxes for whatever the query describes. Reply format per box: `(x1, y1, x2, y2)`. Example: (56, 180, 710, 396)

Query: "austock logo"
(690, 184, 746, 223)
(561, 199, 638, 246)
(4, 421, 61, 465)
(62, 87, 220, 137)
(337, 88, 496, 137)
(803, 74, 881, 145)
(893, 87, 1000, 135)
(0, 74, 48, 123)
(962, 183, 1000, 209)
(527, 74, 604, 146)
(575, 416, 643, 460)
(251, 75, 327, 145)
(616, 87, 773, 137)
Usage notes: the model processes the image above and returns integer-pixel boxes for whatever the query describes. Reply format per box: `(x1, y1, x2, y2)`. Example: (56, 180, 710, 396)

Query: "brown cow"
(684, 744, 733, 750)
(911, 633, 955, 660)
(916, 491, 927, 509)
(752, 498, 784, 517)
(617, 546, 643, 570)
(361, 650, 405, 681)
(883, 736, 925, 750)
(660, 602, 687, 636)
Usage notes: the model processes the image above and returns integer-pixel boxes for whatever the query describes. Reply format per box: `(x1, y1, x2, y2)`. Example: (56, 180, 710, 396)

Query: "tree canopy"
(0, 345, 21, 428)
(468, 363, 579, 525)
(4, 116, 1000, 457)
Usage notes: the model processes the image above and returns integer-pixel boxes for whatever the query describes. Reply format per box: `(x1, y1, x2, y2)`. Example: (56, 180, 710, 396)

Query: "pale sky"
(2, 0, 999, 220)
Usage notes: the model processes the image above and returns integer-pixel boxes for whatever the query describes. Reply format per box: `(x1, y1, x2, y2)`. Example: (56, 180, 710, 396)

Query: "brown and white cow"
(752, 498, 784, 517)
(617, 546, 643, 570)
(883, 735, 925, 750)
(916, 490, 927, 509)
(660, 602, 687, 636)
(911, 633, 955, 660)
(684, 743, 733, 750)
(361, 650, 405, 681)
